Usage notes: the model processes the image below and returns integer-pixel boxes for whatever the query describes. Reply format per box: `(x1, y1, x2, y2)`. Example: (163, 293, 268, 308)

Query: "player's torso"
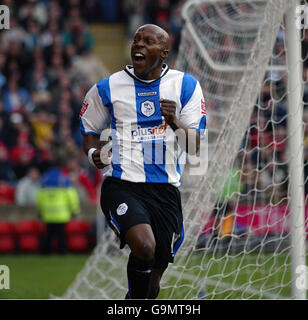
(107, 68, 183, 136)
(102, 68, 185, 185)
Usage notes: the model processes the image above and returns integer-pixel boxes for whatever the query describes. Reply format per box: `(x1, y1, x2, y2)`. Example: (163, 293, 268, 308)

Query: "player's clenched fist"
(92, 149, 111, 169)
(159, 99, 177, 124)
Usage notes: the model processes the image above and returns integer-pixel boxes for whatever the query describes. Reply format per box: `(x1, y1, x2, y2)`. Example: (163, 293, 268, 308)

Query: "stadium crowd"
(0, 0, 307, 209)
(0, 0, 109, 206)
(0, 0, 185, 207)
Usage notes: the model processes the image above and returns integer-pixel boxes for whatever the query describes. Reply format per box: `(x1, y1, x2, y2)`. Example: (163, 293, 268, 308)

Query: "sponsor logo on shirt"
(131, 123, 168, 141)
(137, 91, 157, 97)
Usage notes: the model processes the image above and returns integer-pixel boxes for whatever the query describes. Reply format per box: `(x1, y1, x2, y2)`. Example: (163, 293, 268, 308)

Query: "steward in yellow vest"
(37, 167, 80, 254)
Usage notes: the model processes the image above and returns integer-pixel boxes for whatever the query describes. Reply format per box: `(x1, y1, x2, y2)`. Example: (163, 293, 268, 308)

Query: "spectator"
(22, 18, 41, 52)
(0, 181, 15, 204)
(30, 110, 56, 149)
(62, 12, 94, 55)
(61, 158, 98, 204)
(10, 129, 36, 179)
(18, 0, 49, 28)
(1, 17, 26, 51)
(15, 167, 40, 206)
(0, 142, 16, 184)
(0, 101, 10, 143)
(0, 52, 7, 90)
(2, 74, 33, 113)
(0, 140, 16, 205)
(37, 167, 80, 254)
(71, 49, 109, 84)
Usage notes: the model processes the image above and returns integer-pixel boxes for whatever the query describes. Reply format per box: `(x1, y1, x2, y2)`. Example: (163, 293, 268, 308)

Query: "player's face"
(131, 27, 167, 80)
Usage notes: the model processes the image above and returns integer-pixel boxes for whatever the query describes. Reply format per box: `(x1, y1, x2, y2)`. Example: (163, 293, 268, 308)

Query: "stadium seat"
(0, 221, 15, 253)
(16, 220, 41, 234)
(65, 220, 90, 234)
(16, 220, 42, 253)
(67, 234, 89, 252)
(66, 220, 90, 252)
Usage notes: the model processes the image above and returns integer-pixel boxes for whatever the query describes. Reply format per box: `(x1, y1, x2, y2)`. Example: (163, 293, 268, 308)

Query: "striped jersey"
(80, 64, 206, 187)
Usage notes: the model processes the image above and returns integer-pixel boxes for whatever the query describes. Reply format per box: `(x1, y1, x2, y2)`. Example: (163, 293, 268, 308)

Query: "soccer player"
(80, 24, 206, 299)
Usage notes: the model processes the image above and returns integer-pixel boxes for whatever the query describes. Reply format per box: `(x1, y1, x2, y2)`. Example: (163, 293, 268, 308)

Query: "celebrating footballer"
(80, 24, 206, 299)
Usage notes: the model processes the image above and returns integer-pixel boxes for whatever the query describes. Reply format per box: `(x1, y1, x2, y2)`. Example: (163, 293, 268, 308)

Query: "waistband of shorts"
(104, 176, 179, 190)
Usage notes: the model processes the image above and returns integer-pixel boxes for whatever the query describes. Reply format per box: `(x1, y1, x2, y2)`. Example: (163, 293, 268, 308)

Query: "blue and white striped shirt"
(80, 64, 206, 187)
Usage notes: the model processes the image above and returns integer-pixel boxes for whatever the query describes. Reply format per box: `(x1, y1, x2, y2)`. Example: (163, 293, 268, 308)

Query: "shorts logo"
(141, 100, 155, 117)
(117, 203, 128, 216)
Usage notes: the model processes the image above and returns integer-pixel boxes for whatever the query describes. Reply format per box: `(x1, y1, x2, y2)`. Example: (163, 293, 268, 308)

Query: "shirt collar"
(124, 64, 169, 84)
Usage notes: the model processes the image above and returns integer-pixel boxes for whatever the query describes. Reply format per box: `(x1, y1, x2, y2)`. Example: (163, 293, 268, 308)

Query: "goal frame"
(181, 0, 306, 299)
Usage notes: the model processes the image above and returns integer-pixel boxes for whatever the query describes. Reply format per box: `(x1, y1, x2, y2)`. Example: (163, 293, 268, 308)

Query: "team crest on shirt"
(141, 100, 155, 117)
(117, 203, 128, 216)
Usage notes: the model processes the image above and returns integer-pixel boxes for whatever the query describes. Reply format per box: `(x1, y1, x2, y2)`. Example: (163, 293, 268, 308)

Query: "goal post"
(59, 0, 307, 300)
(285, 0, 306, 299)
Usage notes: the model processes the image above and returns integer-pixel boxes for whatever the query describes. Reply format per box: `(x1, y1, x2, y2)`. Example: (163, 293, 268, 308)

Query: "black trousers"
(40, 223, 67, 254)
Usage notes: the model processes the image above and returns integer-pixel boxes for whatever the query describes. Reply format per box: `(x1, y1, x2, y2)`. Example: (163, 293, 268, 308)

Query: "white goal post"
(285, 1, 306, 299)
(60, 0, 307, 300)
(175, 0, 306, 300)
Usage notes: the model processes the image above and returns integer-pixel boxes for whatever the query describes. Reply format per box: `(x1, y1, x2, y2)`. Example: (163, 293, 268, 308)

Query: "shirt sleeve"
(79, 84, 111, 136)
(179, 75, 207, 136)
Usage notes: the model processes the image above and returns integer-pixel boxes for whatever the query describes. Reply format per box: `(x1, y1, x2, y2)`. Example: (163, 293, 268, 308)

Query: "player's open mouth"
(133, 52, 146, 63)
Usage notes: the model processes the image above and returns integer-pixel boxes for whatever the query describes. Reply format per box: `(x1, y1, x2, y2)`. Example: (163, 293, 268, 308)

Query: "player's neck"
(133, 65, 165, 82)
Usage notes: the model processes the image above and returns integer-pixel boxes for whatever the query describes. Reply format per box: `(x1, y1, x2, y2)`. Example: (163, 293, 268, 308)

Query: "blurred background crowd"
(0, 0, 185, 208)
(0, 0, 307, 210)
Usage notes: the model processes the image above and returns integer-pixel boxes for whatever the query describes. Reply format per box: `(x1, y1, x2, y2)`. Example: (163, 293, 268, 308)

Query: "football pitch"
(0, 253, 297, 299)
(159, 252, 294, 299)
(0, 254, 90, 299)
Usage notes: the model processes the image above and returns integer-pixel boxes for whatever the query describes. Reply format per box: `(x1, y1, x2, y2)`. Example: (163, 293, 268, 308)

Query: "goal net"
(61, 0, 307, 299)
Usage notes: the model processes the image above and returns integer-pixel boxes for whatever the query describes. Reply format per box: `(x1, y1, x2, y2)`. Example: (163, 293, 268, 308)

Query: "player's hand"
(92, 149, 111, 169)
(159, 99, 177, 125)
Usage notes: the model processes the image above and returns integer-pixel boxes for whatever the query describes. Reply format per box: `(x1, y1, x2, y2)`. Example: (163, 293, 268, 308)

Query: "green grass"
(0, 252, 305, 299)
(159, 252, 295, 299)
(0, 254, 89, 299)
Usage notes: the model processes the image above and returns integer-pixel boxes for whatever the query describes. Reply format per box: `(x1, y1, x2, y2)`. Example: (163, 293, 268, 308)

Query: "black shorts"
(100, 177, 184, 269)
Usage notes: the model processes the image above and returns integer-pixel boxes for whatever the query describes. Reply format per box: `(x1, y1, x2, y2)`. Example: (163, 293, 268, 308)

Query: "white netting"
(61, 0, 307, 299)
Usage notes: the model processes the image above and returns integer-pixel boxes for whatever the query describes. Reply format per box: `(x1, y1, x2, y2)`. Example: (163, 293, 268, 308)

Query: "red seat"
(66, 220, 90, 252)
(0, 221, 15, 235)
(67, 234, 89, 252)
(0, 221, 15, 253)
(18, 234, 40, 252)
(65, 220, 90, 234)
(16, 220, 42, 253)
(0, 235, 15, 253)
(16, 220, 41, 234)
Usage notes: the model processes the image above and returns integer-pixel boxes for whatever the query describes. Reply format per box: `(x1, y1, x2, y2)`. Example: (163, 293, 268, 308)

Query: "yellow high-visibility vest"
(36, 187, 80, 223)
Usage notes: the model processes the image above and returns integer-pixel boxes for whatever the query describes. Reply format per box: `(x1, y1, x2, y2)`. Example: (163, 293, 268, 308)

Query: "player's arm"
(82, 134, 108, 169)
(165, 76, 207, 155)
(160, 99, 200, 155)
(80, 83, 111, 169)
